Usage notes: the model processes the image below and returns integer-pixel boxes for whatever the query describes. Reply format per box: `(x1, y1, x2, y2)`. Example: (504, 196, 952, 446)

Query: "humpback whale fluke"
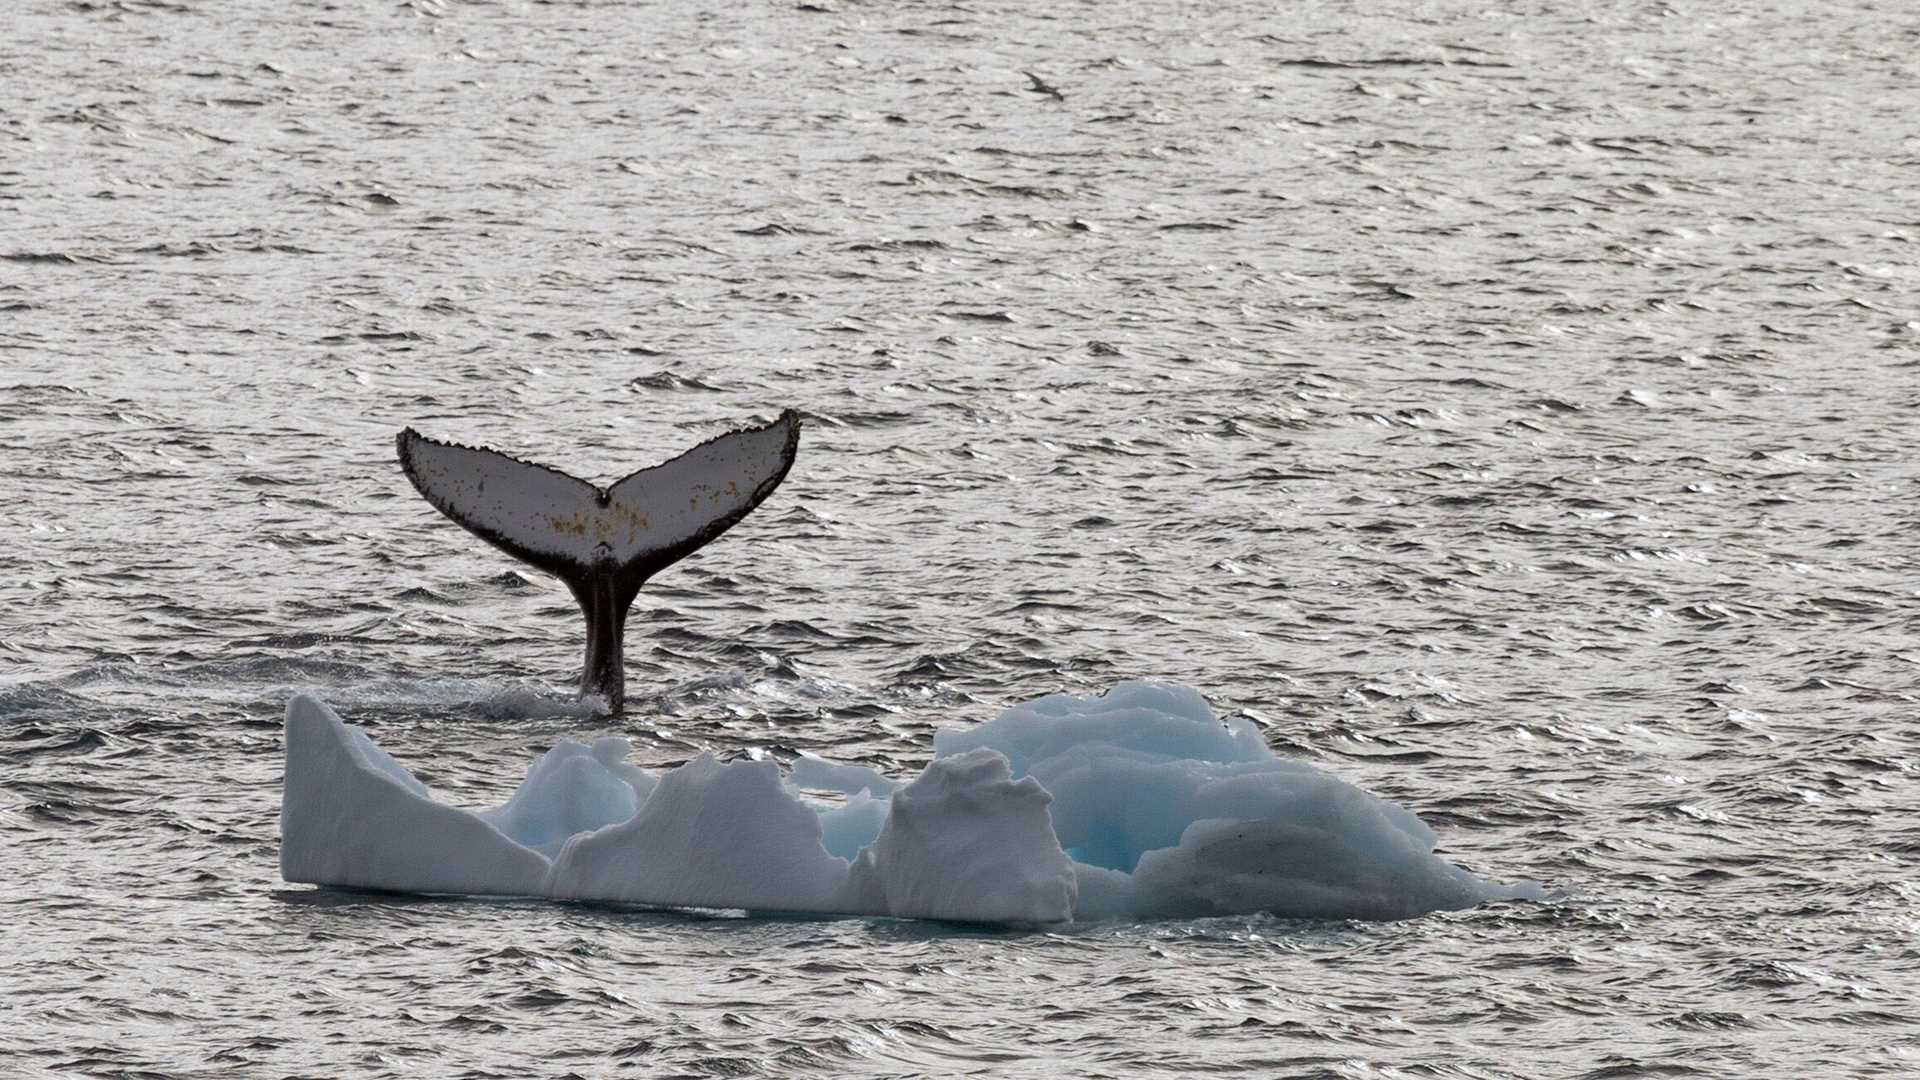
(395, 411, 801, 713)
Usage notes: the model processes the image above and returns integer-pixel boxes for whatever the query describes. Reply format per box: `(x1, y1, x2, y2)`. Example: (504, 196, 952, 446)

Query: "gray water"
(4, 0, 1917, 1076)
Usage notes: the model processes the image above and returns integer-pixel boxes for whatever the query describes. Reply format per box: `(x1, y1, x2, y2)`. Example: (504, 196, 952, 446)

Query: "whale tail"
(395, 411, 801, 712)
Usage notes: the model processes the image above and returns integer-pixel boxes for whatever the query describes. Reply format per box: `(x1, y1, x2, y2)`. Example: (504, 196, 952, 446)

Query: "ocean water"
(4, 0, 1917, 1076)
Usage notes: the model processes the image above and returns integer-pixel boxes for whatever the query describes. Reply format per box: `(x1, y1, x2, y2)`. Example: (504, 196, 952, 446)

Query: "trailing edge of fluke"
(395, 411, 801, 712)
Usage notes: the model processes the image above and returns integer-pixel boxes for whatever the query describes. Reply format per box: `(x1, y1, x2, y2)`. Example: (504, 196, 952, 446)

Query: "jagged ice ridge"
(280, 681, 1542, 923)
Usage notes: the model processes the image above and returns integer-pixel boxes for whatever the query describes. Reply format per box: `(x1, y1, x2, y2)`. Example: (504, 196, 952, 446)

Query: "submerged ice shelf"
(280, 681, 1542, 923)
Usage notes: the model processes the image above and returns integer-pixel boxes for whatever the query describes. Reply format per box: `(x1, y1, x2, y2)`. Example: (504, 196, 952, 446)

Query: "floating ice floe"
(280, 680, 1541, 923)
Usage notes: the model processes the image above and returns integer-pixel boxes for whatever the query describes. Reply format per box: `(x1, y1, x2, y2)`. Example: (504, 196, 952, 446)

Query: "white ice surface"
(547, 754, 851, 913)
(281, 697, 550, 896)
(280, 681, 1542, 923)
(840, 748, 1074, 923)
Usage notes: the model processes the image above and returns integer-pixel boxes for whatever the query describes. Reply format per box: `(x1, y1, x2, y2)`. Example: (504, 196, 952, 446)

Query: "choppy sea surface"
(4, 0, 1917, 1076)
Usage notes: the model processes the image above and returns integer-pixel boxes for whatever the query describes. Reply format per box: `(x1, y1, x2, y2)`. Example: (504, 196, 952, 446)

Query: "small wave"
(628, 370, 730, 393)
(0, 727, 109, 760)
(748, 618, 839, 642)
(734, 222, 826, 237)
(0, 676, 111, 717)
(893, 650, 993, 680)
(0, 382, 91, 399)
(0, 251, 118, 265)
(843, 238, 949, 252)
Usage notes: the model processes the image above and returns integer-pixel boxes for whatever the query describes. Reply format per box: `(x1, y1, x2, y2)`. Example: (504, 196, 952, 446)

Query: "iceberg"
(280, 681, 1541, 923)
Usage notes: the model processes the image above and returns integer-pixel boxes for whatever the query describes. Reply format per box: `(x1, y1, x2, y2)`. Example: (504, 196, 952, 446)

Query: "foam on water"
(281, 681, 1540, 922)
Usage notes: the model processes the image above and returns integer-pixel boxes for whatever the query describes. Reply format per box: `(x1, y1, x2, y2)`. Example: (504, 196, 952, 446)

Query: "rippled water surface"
(4, 0, 1918, 1076)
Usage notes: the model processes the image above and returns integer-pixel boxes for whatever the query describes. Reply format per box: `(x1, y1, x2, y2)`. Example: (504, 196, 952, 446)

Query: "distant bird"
(1023, 71, 1065, 102)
